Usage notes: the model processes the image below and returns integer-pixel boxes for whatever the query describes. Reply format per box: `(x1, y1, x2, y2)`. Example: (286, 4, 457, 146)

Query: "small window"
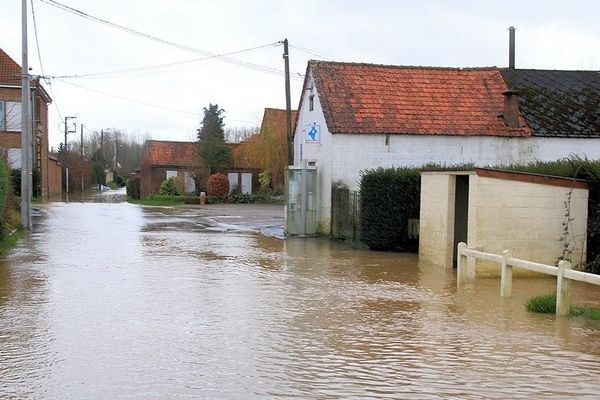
(309, 95, 314, 111)
(5, 101, 21, 132)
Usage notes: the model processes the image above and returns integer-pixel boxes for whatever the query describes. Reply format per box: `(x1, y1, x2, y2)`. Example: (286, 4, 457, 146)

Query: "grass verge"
(526, 292, 600, 320)
(128, 195, 186, 206)
(0, 229, 25, 256)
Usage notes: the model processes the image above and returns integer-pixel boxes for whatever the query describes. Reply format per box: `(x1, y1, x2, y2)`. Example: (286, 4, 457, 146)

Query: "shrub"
(126, 177, 141, 199)
(207, 173, 229, 198)
(0, 160, 9, 240)
(526, 292, 556, 314)
(359, 167, 420, 252)
(259, 170, 271, 191)
(159, 176, 179, 196)
(230, 192, 253, 204)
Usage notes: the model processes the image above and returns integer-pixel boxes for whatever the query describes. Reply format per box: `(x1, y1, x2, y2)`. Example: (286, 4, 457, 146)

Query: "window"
(166, 170, 178, 179)
(309, 95, 314, 111)
(0, 102, 4, 130)
(5, 101, 22, 132)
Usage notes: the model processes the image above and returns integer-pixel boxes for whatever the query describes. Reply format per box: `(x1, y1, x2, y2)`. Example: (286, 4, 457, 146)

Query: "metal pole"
(64, 116, 68, 194)
(283, 38, 293, 166)
(80, 123, 84, 193)
(300, 162, 307, 237)
(20, 0, 32, 230)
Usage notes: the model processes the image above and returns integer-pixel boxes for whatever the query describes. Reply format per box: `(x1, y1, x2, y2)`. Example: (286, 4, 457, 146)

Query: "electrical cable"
(31, 0, 63, 121)
(56, 79, 259, 124)
(38, 0, 304, 79)
(42, 43, 280, 80)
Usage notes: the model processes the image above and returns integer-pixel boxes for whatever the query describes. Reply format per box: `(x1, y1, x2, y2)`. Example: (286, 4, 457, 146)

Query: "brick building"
(0, 48, 57, 199)
(140, 140, 199, 198)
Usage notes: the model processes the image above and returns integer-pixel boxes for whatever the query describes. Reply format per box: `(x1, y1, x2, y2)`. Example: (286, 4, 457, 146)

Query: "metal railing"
(456, 242, 600, 316)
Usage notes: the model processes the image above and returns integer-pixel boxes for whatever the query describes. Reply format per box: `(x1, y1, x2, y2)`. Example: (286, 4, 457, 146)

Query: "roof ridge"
(308, 59, 498, 71)
(146, 139, 196, 144)
(500, 67, 600, 73)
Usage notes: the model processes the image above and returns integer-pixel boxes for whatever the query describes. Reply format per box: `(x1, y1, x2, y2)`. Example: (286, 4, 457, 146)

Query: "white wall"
(293, 71, 333, 233)
(294, 70, 600, 235)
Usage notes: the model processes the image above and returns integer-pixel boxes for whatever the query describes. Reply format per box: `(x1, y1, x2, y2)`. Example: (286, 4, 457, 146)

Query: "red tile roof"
(308, 61, 530, 137)
(142, 140, 199, 168)
(0, 48, 22, 85)
(260, 108, 298, 139)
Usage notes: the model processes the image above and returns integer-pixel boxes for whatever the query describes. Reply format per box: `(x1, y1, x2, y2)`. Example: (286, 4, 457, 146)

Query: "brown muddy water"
(1, 199, 600, 399)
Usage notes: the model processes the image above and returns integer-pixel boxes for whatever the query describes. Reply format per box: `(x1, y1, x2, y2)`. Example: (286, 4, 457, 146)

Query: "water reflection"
(1, 201, 600, 398)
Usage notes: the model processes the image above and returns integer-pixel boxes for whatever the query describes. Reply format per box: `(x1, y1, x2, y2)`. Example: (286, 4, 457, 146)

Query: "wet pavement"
(2, 191, 600, 398)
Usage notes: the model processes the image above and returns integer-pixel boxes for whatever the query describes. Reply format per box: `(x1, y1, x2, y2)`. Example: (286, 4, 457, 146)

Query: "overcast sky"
(2, 0, 600, 148)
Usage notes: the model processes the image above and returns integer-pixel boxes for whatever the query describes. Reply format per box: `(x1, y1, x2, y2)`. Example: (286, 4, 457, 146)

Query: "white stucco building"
(293, 61, 600, 235)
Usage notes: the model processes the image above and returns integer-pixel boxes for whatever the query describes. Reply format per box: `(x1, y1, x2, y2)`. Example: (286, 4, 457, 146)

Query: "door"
(453, 175, 470, 267)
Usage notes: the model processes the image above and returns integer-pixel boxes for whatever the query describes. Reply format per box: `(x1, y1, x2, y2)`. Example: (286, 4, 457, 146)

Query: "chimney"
(502, 90, 520, 128)
(509, 26, 515, 69)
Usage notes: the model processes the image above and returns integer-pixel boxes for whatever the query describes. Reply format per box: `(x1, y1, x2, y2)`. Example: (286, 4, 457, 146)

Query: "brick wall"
(47, 157, 62, 197)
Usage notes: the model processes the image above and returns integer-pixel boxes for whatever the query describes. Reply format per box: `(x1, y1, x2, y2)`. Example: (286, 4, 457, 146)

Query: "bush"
(359, 167, 420, 252)
(126, 177, 141, 199)
(0, 160, 9, 240)
(159, 177, 179, 196)
(207, 173, 229, 198)
(10, 168, 40, 198)
(230, 192, 253, 204)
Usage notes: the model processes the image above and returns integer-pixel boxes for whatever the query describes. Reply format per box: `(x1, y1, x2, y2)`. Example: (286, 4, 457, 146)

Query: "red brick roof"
(142, 140, 199, 168)
(260, 108, 298, 138)
(308, 61, 530, 137)
(0, 48, 22, 85)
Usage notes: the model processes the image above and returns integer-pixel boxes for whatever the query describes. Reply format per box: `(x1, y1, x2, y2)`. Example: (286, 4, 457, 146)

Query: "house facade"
(293, 61, 600, 234)
(0, 48, 55, 198)
(140, 140, 199, 198)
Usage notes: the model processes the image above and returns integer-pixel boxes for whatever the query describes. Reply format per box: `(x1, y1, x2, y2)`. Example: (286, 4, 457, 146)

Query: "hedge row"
(359, 167, 420, 252)
(0, 160, 9, 242)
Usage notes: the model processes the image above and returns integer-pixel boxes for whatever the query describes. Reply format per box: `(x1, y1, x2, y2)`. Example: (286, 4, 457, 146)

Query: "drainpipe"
(300, 160, 307, 237)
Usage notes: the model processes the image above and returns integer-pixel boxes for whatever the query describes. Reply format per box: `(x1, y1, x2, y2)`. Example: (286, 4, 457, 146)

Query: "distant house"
(140, 140, 199, 198)
(0, 48, 58, 198)
(294, 60, 600, 234)
(231, 108, 297, 193)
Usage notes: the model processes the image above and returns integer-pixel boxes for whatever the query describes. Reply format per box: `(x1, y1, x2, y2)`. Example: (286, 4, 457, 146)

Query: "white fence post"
(556, 260, 572, 317)
(457, 242, 467, 285)
(500, 250, 512, 297)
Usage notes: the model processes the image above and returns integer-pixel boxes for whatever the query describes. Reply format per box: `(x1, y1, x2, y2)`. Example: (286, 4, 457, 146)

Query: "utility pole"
(63, 116, 76, 196)
(20, 0, 32, 230)
(283, 38, 293, 166)
(80, 123, 84, 193)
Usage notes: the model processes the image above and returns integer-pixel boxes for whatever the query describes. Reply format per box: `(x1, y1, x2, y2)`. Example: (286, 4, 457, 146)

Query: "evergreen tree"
(197, 104, 230, 176)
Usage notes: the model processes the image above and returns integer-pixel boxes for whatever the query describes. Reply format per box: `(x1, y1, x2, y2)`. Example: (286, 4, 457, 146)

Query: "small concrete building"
(419, 168, 589, 275)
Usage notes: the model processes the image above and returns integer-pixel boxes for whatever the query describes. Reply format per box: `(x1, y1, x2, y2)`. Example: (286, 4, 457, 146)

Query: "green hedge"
(0, 160, 9, 241)
(359, 167, 420, 252)
(126, 177, 141, 199)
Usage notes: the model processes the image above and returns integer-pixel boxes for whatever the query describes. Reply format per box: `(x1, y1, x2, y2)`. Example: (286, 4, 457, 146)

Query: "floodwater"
(2, 193, 600, 399)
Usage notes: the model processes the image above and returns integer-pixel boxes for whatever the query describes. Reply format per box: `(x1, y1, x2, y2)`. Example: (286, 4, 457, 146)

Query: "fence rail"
(457, 242, 600, 316)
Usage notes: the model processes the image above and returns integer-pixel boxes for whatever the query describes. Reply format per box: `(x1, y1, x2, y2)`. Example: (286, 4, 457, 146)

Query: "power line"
(30, 0, 63, 121)
(56, 79, 259, 124)
(38, 0, 304, 79)
(42, 42, 280, 80)
(289, 43, 335, 60)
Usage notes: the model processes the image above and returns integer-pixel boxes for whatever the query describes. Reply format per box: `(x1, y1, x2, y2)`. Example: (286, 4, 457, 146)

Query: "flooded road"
(2, 198, 600, 399)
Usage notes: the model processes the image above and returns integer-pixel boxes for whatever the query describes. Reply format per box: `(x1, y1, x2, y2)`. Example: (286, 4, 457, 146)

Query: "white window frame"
(5, 101, 22, 132)
(0, 101, 4, 131)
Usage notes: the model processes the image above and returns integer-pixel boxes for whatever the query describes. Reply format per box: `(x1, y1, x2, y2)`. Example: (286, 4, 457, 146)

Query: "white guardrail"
(456, 242, 600, 316)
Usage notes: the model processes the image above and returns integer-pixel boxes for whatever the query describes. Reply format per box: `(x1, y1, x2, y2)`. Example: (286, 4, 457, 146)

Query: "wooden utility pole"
(283, 38, 293, 165)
